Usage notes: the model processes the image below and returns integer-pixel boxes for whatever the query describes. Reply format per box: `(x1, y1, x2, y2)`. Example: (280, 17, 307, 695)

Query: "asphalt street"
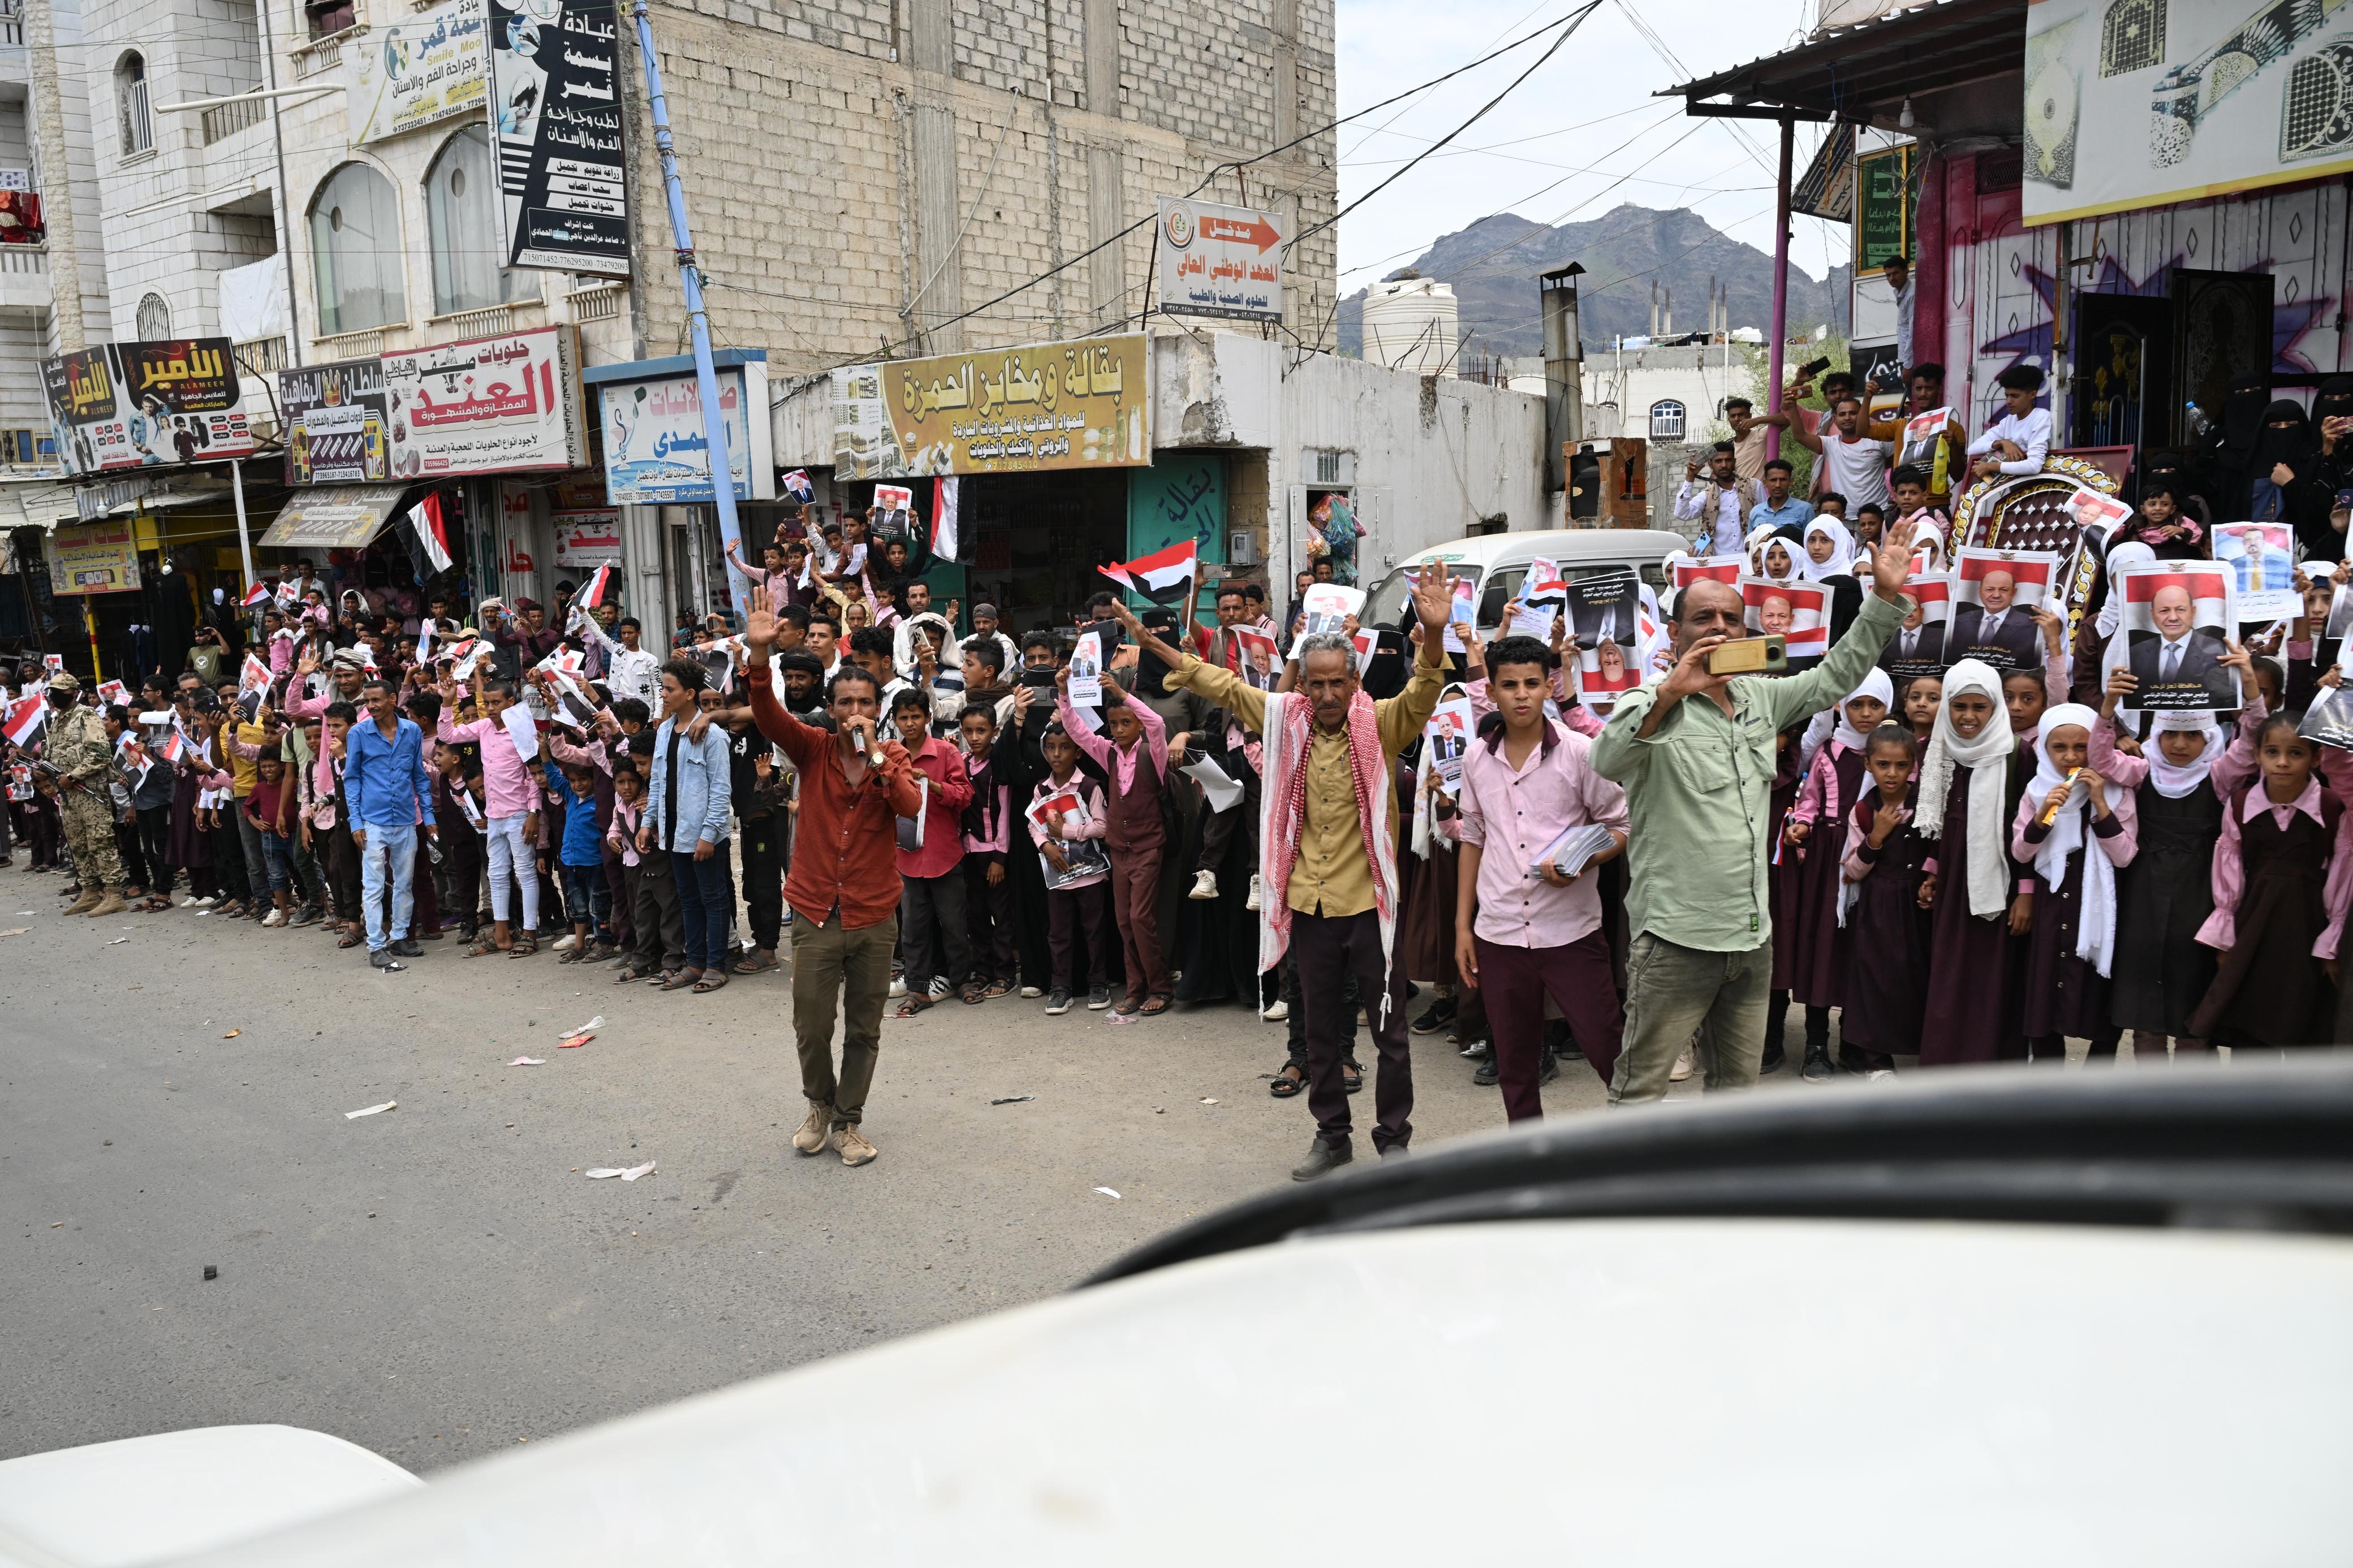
(2, 861, 1642, 1474)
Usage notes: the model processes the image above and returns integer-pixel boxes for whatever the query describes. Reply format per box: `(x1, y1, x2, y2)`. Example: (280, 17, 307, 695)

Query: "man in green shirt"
(1592, 517, 1920, 1103)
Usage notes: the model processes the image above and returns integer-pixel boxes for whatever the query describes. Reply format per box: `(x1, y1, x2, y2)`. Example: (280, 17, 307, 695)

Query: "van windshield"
(1365, 558, 1671, 630)
(1361, 564, 1477, 632)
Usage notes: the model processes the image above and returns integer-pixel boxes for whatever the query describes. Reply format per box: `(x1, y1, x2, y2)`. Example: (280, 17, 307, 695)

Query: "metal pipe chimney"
(1540, 262, 1587, 496)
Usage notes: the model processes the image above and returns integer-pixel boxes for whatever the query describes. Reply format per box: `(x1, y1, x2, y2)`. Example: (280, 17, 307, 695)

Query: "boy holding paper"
(1452, 636, 1630, 1121)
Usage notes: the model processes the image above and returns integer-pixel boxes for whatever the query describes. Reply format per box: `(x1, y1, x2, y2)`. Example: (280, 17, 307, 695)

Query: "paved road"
(1, 863, 1632, 1474)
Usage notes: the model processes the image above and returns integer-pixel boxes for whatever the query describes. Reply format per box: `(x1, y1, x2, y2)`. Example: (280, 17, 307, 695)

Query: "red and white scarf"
(1258, 689, 1400, 1020)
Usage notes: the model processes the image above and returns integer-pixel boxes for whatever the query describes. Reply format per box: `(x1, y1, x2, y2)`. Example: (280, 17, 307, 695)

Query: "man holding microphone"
(740, 586, 925, 1168)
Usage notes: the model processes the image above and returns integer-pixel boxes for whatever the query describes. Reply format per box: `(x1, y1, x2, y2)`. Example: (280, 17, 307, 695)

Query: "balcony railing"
(428, 301, 516, 339)
(0, 245, 48, 275)
(1, 0, 23, 46)
(313, 323, 390, 358)
(290, 26, 359, 80)
(200, 94, 268, 144)
(234, 336, 288, 375)
(567, 282, 624, 322)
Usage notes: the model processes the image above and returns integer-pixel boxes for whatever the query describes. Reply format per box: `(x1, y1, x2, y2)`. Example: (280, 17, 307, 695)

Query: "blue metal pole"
(630, 0, 747, 626)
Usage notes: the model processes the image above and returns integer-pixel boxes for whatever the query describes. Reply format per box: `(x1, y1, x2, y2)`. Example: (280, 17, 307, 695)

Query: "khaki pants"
(1609, 931, 1772, 1105)
(791, 909, 897, 1126)
(61, 788, 123, 891)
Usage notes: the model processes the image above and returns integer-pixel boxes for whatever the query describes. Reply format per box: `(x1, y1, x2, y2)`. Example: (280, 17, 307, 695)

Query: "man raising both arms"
(1108, 561, 1455, 1181)
(740, 586, 925, 1168)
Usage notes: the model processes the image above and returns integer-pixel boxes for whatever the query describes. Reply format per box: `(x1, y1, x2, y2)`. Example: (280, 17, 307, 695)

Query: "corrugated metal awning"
(257, 484, 412, 550)
(0, 481, 81, 534)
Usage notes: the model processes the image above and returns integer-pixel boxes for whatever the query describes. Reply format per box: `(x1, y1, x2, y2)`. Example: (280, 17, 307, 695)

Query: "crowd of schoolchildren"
(7, 358, 2353, 1134)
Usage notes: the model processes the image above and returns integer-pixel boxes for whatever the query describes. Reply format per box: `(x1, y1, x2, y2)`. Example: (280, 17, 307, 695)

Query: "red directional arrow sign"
(1197, 214, 1281, 252)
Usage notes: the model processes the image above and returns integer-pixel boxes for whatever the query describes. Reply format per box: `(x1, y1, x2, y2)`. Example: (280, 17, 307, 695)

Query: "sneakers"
(1536, 1046, 1560, 1086)
(1260, 999, 1290, 1022)
(1459, 1036, 1492, 1060)
(290, 904, 322, 927)
(928, 975, 954, 1001)
(1800, 1043, 1837, 1083)
(1087, 984, 1113, 1010)
(1245, 874, 1263, 912)
(1670, 1046, 1697, 1082)
(260, 908, 287, 928)
(1865, 1068, 1898, 1083)
(1019, 984, 1042, 999)
(887, 974, 908, 999)
(87, 892, 128, 918)
(1044, 988, 1072, 1016)
(835, 1124, 877, 1167)
(393, 936, 424, 958)
(553, 932, 580, 952)
(1188, 869, 1219, 900)
(791, 1101, 832, 1156)
(1411, 995, 1458, 1035)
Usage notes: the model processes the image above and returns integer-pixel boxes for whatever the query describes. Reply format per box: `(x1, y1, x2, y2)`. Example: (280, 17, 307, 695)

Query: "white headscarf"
(2029, 703, 2117, 976)
(1757, 537, 1801, 584)
(2147, 709, 2223, 800)
(1916, 658, 2019, 918)
(2095, 542, 2155, 640)
(1833, 667, 1896, 751)
(1802, 516, 1856, 581)
(1908, 531, 1949, 573)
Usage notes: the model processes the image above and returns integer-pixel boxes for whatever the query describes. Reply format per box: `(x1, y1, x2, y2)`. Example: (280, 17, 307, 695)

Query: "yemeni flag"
(932, 476, 960, 563)
(3, 696, 45, 751)
(1100, 539, 1199, 606)
(240, 581, 273, 608)
(579, 561, 619, 611)
(157, 729, 186, 764)
(401, 492, 455, 580)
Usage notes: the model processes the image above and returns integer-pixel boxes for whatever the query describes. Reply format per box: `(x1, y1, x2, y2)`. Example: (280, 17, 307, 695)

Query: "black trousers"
(1045, 880, 1114, 991)
(965, 856, 1016, 981)
(899, 870, 969, 990)
(1291, 909, 1412, 1151)
(114, 816, 150, 891)
(738, 811, 786, 951)
(135, 804, 171, 894)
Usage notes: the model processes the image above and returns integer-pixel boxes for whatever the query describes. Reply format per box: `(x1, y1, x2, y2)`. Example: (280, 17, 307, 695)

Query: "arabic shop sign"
(831, 333, 1152, 480)
(45, 519, 142, 595)
(40, 338, 258, 477)
(381, 326, 581, 479)
(593, 358, 776, 506)
(350, 0, 487, 144)
(487, 0, 630, 277)
(1155, 197, 1285, 325)
(280, 357, 391, 485)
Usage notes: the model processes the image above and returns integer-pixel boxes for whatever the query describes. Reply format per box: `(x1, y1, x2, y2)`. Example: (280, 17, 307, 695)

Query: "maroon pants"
(1292, 908, 1413, 1151)
(1475, 931, 1624, 1122)
(1107, 844, 1167, 1000)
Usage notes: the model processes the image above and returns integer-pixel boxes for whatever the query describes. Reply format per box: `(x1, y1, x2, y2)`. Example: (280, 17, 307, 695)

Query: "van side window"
(1478, 567, 1527, 624)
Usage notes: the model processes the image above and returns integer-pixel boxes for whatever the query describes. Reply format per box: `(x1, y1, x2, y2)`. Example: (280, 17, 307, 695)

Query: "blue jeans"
(562, 861, 614, 947)
(670, 840, 732, 971)
(255, 826, 292, 893)
(358, 820, 419, 951)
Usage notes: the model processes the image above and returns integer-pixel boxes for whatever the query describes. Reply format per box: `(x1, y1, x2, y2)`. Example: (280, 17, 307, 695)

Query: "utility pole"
(629, 0, 748, 626)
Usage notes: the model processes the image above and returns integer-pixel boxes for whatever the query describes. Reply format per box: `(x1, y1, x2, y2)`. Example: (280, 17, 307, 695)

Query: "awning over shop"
(0, 481, 80, 534)
(1663, 0, 2024, 138)
(257, 483, 411, 550)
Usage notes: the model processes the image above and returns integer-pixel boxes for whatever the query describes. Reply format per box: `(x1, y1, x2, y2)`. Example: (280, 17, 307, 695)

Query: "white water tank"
(1361, 273, 1459, 378)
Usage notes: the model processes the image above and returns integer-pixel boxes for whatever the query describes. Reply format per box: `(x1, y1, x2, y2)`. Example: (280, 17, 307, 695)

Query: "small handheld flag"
(579, 561, 617, 612)
(1099, 539, 1199, 606)
(3, 697, 46, 751)
(407, 493, 455, 577)
(240, 582, 272, 609)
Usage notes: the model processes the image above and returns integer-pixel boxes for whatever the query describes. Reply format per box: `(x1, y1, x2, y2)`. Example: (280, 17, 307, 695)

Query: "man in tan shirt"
(1109, 561, 1452, 1180)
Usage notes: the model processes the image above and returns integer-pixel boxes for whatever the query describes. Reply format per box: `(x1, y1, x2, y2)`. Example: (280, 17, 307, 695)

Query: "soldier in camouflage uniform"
(45, 673, 128, 917)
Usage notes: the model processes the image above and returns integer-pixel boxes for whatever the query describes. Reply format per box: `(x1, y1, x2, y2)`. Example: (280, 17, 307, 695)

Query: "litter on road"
(585, 1160, 657, 1181)
(989, 1095, 1035, 1105)
(344, 1101, 397, 1119)
(508, 1056, 548, 1066)
(557, 1034, 592, 1049)
(1093, 1187, 1122, 1199)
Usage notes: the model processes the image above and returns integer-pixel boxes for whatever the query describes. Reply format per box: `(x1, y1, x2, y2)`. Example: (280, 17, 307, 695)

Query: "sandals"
(894, 995, 933, 1018)
(338, 930, 364, 950)
(1269, 1064, 1307, 1098)
(614, 964, 653, 983)
(661, 968, 704, 992)
(507, 935, 538, 960)
(465, 936, 503, 957)
(731, 951, 775, 975)
(959, 981, 987, 1005)
(557, 944, 586, 965)
(1139, 994, 1173, 1016)
(982, 979, 1015, 1000)
(1342, 1061, 1364, 1095)
(691, 971, 730, 995)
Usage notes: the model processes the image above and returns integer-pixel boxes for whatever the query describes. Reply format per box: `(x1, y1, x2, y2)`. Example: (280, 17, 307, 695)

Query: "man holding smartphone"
(741, 586, 927, 1168)
(1592, 517, 1919, 1104)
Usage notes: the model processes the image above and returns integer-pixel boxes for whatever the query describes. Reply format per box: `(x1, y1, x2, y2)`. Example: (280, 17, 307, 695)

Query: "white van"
(1354, 529, 1687, 693)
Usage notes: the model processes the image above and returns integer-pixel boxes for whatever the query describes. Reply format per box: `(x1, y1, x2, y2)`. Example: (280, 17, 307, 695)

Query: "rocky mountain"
(1337, 204, 1850, 365)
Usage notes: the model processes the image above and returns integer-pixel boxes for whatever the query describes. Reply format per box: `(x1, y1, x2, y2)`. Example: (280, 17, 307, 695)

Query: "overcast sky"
(1329, 0, 1851, 290)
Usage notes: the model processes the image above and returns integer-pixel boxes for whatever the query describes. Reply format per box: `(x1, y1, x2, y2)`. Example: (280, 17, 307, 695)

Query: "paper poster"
(1231, 625, 1280, 689)
(1068, 630, 1103, 707)
(1669, 554, 1743, 591)
(2100, 560, 2240, 712)
(1299, 583, 1363, 637)
(2299, 685, 2353, 752)
(1950, 547, 2059, 671)
(1442, 577, 1477, 654)
(2212, 522, 2298, 620)
(1027, 787, 1110, 889)
(1738, 575, 1831, 657)
(1423, 697, 1473, 792)
(1886, 569, 1953, 680)
(1352, 628, 1378, 677)
(1896, 406, 1955, 494)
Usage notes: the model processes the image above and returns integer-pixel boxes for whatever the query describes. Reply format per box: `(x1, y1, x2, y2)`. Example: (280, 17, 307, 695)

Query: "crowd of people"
(7, 376, 2352, 1180)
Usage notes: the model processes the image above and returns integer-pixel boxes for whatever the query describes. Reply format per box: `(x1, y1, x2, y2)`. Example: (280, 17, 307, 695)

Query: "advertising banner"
(552, 509, 622, 566)
(44, 519, 141, 595)
(381, 326, 580, 478)
(280, 357, 391, 486)
(1156, 197, 1285, 324)
(2023, 0, 2353, 224)
(831, 333, 1151, 479)
(595, 360, 775, 504)
(350, 0, 487, 144)
(42, 339, 257, 476)
(486, 0, 630, 275)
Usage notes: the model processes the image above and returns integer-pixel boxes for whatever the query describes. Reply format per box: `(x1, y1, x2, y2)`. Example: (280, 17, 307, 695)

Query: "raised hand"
(1408, 559, 1458, 632)
(743, 586, 778, 656)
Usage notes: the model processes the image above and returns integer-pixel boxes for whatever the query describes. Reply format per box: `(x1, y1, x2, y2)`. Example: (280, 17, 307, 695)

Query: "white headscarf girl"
(2147, 709, 2223, 799)
(1744, 522, 1782, 575)
(2095, 541, 2155, 640)
(1802, 516, 1856, 582)
(2027, 702, 2117, 975)
(1915, 657, 2019, 918)
(1757, 536, 1802, 584)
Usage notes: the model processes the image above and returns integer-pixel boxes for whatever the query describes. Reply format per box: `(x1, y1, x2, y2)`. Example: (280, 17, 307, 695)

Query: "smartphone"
(1083, 619, 1123, 653)
(1798, 355, 1833, 381)
(1020, 666, 1058, 690)
(1707, 634, 1787, 676)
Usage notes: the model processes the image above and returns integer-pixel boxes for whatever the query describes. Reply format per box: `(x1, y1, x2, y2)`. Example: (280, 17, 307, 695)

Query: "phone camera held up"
(1706, 634, 1787, 676)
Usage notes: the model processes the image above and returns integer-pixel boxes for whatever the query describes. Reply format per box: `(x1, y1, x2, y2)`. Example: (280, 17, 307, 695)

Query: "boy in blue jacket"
(543, 742, 615, 960)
